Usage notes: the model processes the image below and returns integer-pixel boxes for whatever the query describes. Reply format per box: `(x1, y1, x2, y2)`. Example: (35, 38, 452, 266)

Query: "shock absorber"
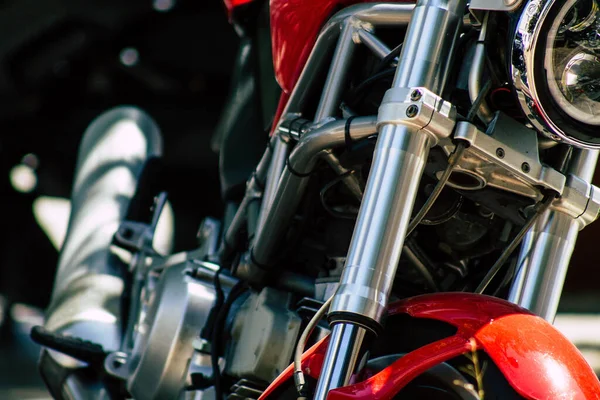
(313, 0, 468, 398)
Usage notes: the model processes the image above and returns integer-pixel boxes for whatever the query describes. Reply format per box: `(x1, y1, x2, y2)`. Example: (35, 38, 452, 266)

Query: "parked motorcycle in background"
(31, 0, 600, 398)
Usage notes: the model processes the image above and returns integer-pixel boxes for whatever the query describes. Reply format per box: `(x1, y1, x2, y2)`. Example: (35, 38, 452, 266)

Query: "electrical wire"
(346, 42, 402, 108)
(406, 142, 468, 237)
(375, 42, 403, 73)
(491, 257, 518, 297)
(349, 68, 396, 100)
(294, 294, 334, 397)
(474, 194, 556, 294)
(403, 244, 440, 292)
(467, 79, 493, 123)
(320, 171, 359, 219)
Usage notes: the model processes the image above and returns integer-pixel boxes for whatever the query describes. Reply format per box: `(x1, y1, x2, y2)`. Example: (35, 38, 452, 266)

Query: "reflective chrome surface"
(544, 1, 600, 126)
(316, 0, 466, 398)
(126, 262, 217, 399)
(512, 0, 600, 148)
(357, 29, 392, 59)
(509, 211, 579, 322)
(510, 149, 600, 321)
(254, 3, 414, 260)
(251, 117, 378, 267)
(453, 115, 565, 199)
(314, 20, 357, 122)
(313, 324, 368, 400)
(469, 0, 523, 11)
(329, 126, 431, 323)
(41, 106, 165, 398)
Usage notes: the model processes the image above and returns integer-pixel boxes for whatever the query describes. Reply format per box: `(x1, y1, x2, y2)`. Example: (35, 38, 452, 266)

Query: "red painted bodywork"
(259, 293, 600, 400)
(268, 0, 413, 132)
(270, 0, 389, 94)
(223, 0, 256, 19)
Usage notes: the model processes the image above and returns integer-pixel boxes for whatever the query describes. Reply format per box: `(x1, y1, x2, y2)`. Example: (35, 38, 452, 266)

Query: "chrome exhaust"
(39, 106, 167, 399)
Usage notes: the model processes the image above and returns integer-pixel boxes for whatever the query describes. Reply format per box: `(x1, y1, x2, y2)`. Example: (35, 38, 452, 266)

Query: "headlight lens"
(512, 0, 600, 148)
(546, 0, 600, 125)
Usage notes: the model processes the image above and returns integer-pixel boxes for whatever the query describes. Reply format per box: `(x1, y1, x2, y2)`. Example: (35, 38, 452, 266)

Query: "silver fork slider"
(314, 0, 468, 398)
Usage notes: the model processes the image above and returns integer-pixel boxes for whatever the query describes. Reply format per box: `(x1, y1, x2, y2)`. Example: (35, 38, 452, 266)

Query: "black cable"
(345, 42, 402, 108)
(319, 171, 359, 219)
(491, 257, 517, 297)
(474, 193, 556, 294)
(406, 142, 468, 236)
(467, 79, 493, 123)
(352, 68, 396, 96)
(375, 42, 403, 73)
(403, 244, 440, 292)
(287, 156, 314, 178)
(344, 116, 356, 151)
(211, 280, 248, 399)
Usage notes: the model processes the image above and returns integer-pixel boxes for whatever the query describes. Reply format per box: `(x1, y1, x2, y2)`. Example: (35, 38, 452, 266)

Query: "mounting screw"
(521, 162, 530, 173)
(406, 105, 419, 118)
(496, 148, 505, 158)
(410, 90, 422, 101)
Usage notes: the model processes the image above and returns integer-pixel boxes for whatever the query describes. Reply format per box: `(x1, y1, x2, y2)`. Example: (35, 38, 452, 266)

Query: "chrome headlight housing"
(512, 0, 600, 149)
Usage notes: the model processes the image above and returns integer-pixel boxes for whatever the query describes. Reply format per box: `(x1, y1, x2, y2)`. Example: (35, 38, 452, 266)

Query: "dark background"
(0, 0, 236, 396)
(0, 0, 598, 397)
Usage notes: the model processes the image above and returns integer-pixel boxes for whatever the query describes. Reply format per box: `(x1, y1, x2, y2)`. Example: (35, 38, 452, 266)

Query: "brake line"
(474, 193, 556, 294)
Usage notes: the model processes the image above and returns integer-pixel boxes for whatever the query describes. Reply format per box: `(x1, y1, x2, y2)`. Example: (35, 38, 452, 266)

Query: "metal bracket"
(452, 114, 565, 200)
(104, 352, 131, 381)
(114, 191, 168, 255)
(469, 0, 523, 12)
(552, 175, 600, 229)
(377, 87, 456, 146)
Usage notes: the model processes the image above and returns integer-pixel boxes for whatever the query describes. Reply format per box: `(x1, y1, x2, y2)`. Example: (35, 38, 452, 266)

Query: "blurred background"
(0, 0, 234, 397)
(0, 0, 599, 398)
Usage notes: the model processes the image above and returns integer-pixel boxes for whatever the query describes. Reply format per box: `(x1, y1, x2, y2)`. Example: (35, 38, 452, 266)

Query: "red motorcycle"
(33, 0, 600, 398)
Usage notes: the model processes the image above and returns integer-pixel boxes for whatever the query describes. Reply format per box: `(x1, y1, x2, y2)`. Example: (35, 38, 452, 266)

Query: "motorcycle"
(31, 0, 600, 398)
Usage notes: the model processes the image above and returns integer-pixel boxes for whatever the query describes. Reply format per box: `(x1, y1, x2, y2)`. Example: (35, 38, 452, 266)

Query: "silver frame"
(314, 0, 467, 397)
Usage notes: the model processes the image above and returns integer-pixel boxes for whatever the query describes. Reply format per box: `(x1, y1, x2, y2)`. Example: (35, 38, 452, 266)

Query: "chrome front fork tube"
(314, 0, 467, 398)
(509, 149, 600, 322)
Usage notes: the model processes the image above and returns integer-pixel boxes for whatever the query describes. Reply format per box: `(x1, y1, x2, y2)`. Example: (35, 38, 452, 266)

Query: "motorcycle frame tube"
(357, 29, 392, 59)
(258, 3, 414, 236)
(314, 20, 357, 123)
(316, 0, 467, 397)
(251, 116, 378, 267)
(277, 3, 415, 97)
(509, 149, 599, 321)
(256, 137, 288, 236)
(229, 135, 276, 249)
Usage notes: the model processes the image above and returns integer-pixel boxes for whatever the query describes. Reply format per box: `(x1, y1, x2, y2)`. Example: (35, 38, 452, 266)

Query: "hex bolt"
(521, 162, 530, 173)
(496, 148, 505, 158)
(410, 90, 422, 101)
(406, 105, 419, 118)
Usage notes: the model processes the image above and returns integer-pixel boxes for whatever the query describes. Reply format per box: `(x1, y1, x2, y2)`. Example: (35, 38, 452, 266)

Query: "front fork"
(314, 0, 467, 398)
(509, 149, 600, 322)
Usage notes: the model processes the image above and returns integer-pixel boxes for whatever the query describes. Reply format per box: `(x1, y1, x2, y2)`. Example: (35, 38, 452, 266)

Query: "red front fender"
(259, 293, 600, 400)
